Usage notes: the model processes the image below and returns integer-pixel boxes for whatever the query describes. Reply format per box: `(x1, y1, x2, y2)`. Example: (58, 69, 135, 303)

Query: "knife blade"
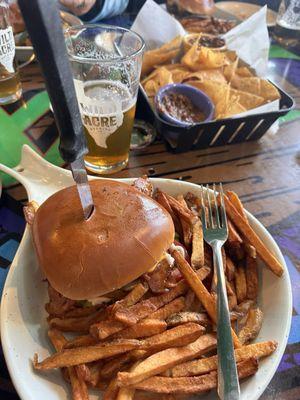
(18, 0, 94, 220)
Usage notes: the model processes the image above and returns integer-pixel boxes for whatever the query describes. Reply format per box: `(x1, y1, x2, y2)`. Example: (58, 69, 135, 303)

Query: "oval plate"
(0, 146, 292, 400)
(215, 2, 277, 27)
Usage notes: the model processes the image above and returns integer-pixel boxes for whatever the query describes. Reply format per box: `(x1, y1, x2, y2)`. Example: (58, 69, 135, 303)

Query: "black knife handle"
(18, 0, 88, 163)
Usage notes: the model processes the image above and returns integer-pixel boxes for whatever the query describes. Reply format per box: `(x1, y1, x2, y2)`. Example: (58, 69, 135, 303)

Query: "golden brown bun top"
(32, 179, 174, 300)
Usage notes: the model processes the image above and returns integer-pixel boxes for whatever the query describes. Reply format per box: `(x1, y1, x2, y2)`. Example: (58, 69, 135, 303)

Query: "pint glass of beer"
(0, 0, 22, 105)
(65, 25, 145, 174)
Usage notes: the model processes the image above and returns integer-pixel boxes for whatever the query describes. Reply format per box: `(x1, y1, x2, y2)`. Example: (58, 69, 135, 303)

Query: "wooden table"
(0, 47, 299, 399)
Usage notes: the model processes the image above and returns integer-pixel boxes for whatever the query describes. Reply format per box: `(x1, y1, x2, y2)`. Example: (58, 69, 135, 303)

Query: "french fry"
(166, 311, 210, 327)
(155, 190, 182, 235)
(112, 283, 149, 313)
(226, 256, 236, 281)
(133, 358, 258, 393)
(34, 339, 140, 370)
(246, 255, 259, 301)
(227, 280, 237, 310)
(115, 268, 211, 326)
(101, 353, 133, 379)
(238, 308, 263, 344)
(171, 249, 241, 348)
(63, 305, 102, 318)
(84, 362, 102, 387)
(49, 308, 108, 333)
(103, 378, 119, 400)
(177, 195, 193, 248)
(165, 192, 198, 225)
(235, 265, 247, 304)
(90, 319, 125, 340)
(64, 335, 98, 349)
(112, 319, 167, 340)
(171, 340, 277, 377)
(148, 297, 186, 320)
(116, 387, 135, 400)
(227, 220, 244, 260)
(244, 243, 257, 258)
(226, 191, 248, 222)
(224, 196, 284, 276)
(191, 219, 204, 269)
(140, 323, 205, 353)
(48, 329, 89, 400)
(117, 334, 217, 387)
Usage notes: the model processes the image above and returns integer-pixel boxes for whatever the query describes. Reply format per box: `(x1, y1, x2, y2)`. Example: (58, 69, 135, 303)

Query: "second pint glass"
(65, 25, 145, 174)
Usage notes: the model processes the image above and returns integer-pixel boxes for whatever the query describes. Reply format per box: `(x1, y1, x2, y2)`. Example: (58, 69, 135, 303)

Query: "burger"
(26, 178, 175, 312)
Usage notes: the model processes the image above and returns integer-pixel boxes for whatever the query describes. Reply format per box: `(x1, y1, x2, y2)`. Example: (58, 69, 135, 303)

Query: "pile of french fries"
(34, 179, 283, 400)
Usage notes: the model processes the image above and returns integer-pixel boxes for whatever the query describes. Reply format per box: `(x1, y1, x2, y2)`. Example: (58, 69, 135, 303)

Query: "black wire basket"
(136, 82, 295, 153)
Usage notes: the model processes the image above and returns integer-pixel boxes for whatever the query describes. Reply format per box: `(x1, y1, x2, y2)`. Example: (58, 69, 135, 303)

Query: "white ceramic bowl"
(0, 145, 292, 400)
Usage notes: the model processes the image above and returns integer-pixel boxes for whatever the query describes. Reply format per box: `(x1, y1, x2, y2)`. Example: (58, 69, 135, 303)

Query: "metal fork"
(200, 183, 240, 400)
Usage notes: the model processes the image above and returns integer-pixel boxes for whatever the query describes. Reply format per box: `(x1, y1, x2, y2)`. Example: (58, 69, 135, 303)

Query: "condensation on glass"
(65, 24, 144, 174)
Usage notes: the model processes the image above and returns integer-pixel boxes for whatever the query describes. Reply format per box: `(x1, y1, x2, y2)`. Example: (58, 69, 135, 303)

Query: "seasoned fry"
(148, 297, 186, 320)
(101, 353, 133, 379)
(165, 192, 198, 225)
(226, 191, 248, 222)
(177, 195, 193, 248)
(140, 323, 205, 352)
(48, 329, 89, 400)
(49, 308, 108, 333)
(191, 219, 204, 269)
(117, 334, 217, 387)
(226, 256, 236, 281)
(34, 339, 140, 370)
(133, 358, 258, 393)
(117, 387, 135, 400)
(224, 196, 284, 276)
(115, 266, 211, 326)
(171, 249, 241, 348)
(166, 311, 210, 327)
(103, 378, 119, 400)
(235, 265, 247, 304)
(90, 319, 125, 340)
(246, 255, 259, 301)
(239, 308, 263, 344)
(63, 305, 102, 318)
(64, 335, 98, 349)
(112, 320, 167, 340)
(171, 340, 277, 377)
(227, 280, 237, 310)
(113, 283, 149, 313)
(155, 190, 182, 235)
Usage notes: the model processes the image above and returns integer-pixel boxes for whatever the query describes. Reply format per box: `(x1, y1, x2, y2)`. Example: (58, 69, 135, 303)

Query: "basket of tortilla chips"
(137, 35, 294, 153)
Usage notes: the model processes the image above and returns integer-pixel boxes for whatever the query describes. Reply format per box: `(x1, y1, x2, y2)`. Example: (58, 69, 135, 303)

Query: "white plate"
(15, 11, 82, 62)
(0, 145, 292, 400)
(215, 2, 277, 27)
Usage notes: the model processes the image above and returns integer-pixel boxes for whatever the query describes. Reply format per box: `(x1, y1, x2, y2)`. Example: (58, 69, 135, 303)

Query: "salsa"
(188, 35, 225, 49)
(159, 92, 205, 124)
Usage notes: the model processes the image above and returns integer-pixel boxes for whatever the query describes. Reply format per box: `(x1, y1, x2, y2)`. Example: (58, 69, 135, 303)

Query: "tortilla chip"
(182, 43, 229, 71)
(183, 69, 227, 84)
(187, 80, 229, 106)
(259, 80, 281, 102)
(230, 89, 265, 110)
(231, 76, 261, 96)
(223, 58, 239, 83)
(143, 67, 173, 97)
(236, 67, 254, 78)
(170, 68, 190, 83)
(142, 36, 183, 76)
(218, 101, 247, 119)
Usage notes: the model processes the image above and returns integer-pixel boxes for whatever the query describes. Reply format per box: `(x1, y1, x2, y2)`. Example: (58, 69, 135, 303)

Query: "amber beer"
(76, 80, 137, 174)
(65, 24, 144, 174)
